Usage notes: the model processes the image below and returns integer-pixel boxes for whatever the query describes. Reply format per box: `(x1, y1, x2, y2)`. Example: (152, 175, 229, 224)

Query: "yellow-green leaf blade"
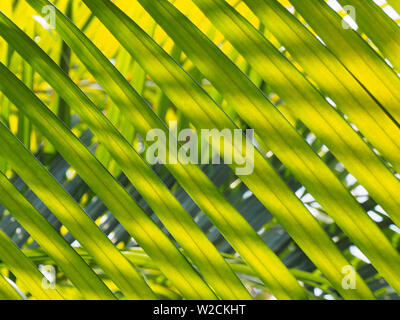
(0, 171, 115, 300)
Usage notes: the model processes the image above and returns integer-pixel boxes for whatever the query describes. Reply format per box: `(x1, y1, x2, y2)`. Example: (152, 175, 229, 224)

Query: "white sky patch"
(345, 173, 357, 186)
(375, 204, 389, 217)
(136, 141, 145, 153)
(66, 168, 76, 180)
(314, 288, 323, 296)
(335, 162, 345, 172)
(315, 35, 326, 46)
(306, 203, 334, 224)
(351, 184, 368, 197)
(321, 145, 330, 153)
(99, 214, 108, 225)
(242, 190, 253, 200)
(389, 224, 400, 234)
(326, 0, 343, 12)
(342, 15, 359, 30)
(367, 210, 384, 222)
(319, 145, 330, 157)
(301, 192, 315, 203)
(373, 0, 400, 19)
(350, 245, 371, 264)
(230, 178, 241, 189)
(266, 150, 274, 158)
(357, 195, 369, 203)
(350, 122, 359, 132)
(383, 5, 400, 19)
(385, 58, 394, 68)
(325, 97, 337, 107)
(257, 227, 266, 236)
(71, 240, 81, 247)
(107, 232, 116, 241)
(33, 15, 52, 30)
(286, 5, 295, 14)
(295, 186, 306, 198)
(306, 133, 316, 145)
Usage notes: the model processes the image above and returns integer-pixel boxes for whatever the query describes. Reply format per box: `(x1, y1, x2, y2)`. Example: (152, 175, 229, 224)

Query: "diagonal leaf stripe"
(0, 9, 247, 300)
(339, 0, 400, 72)
(148, 0, 378, 295)
(190, 0, 400, 230)
(68, 0, 338, 300)
(0, 59, 219, 300)
(81, 0, 394, 298)
(124, 0, 400, 296)
(289, 0, 400, 125)
(0, 274, 23, 300)
(0, 111, 153, 299)
(0, 171, 115, 299)
(242, 0, 400, 196)
(25, 0, 314, 300)
(12, 247, 334, 290)
(0, 229, 64, 299)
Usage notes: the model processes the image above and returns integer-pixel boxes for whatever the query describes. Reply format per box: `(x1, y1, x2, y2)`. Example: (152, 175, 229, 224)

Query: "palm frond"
(0, 0, 399, 300)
